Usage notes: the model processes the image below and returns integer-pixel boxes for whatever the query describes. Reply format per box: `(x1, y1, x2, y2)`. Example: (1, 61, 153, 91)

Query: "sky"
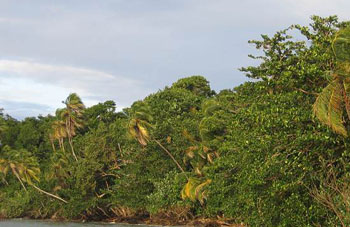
(0, 0, 350, 119)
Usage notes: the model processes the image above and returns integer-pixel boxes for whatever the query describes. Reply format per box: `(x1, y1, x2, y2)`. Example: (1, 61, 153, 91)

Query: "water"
(0, 219, 162, 227)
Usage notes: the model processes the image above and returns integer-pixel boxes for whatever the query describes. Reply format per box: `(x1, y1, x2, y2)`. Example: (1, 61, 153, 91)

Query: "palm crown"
(0, 146, 67, 203)
(61, 93, 85, 138)
(127, 104, 153, 146)
(50, 93, 85, 161)
(314, 27, 350, 136)
(0, 146, 40, 189)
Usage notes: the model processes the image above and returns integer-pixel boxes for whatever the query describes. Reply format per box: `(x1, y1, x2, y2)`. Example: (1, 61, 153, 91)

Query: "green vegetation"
(1, 15, 350, 226)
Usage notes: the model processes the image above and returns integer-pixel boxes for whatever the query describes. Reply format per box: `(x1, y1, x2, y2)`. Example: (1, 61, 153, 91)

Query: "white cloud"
(0, 60, 151, 118)
(0, 0, 350, 119)
(0, 17, 29, 24)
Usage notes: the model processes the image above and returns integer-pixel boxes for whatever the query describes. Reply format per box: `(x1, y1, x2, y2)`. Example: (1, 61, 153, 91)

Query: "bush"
(147, 171, 188, 214)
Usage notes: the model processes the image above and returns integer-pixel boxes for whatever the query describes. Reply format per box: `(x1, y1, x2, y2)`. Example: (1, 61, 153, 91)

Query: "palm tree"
(50, 119, 67, 153)
(58, 93, 85, 161)
(48, 134, 56, 153)
(0, 146, 67, 203)
(127, 108, 153, 147)
(180, 100, 223, 205)
(314, 27, 350, 136)
(127, 103, 187, 175)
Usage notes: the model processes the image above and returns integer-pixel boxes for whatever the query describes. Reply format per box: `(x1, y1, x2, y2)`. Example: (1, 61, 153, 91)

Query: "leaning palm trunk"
(50, 138, 56, 153)
(65, 119, 78, 162)
(154, 139, 188, 179)
(68, 136, 78, 162)
(58, 138, 65, 153)
(30, 184, 68, 204)
(10, 164, 67, 203)
(10, 165, 27, 191)
(128, 106, 187, 178)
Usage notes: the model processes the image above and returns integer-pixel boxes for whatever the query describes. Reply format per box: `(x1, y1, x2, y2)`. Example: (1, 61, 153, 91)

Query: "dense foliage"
(1, 16, 350, 226)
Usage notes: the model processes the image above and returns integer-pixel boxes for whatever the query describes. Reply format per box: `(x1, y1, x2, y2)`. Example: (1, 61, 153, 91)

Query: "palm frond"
(344, 77, 350, 121)
(181, 177, 211, 205)
(313, 78, 347, 136)
(195, 179, 212, 205)
(332, 27, 350, 62)
(127, 103, 153, 146)
(202, 99, 221, 116)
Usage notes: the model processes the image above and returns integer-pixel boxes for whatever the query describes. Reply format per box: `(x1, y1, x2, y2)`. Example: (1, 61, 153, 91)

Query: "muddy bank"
(1, 206, 243, 227)
(104, 215, 242, 227)
(1, 215, 243, 227)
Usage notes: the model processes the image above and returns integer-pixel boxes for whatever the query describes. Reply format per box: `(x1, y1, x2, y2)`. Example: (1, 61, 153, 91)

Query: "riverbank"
(106, 216, 239, 226)
(0, 216, 242, 227)
(0, 219, 160, 227)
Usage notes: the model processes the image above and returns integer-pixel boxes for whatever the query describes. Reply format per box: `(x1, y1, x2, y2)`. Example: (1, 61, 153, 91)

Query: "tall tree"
(59, 93, 85, 161)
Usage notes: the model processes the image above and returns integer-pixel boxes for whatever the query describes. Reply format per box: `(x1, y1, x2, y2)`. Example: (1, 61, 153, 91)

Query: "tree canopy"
(1, 16, 350, 226)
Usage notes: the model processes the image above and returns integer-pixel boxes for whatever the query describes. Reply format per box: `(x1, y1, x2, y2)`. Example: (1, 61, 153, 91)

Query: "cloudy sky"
(0, 0, 349, 119)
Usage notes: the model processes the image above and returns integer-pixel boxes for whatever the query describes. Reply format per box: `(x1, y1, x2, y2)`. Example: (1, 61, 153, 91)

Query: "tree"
(171, 76, 215, 97)
(57, 93, 85, 161)
(84, 100, 117, 130)
(127, 102, 153, 147)
(314, 27, 350, 136)
(50, 119, 67, 153)
(0, 109, 7, 146)
(17, 117, 41, 150)
(202, 16, 348, 226)
(181, 100, 223, 205)
(0, 146, 67, 203)
(127, 102, 187, 175)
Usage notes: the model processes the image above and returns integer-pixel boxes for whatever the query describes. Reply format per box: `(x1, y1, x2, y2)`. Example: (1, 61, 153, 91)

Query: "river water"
(0, 219, 162, 227)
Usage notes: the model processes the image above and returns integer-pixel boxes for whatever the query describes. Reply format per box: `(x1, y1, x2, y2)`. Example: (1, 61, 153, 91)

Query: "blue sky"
(0, 0, 349, 119)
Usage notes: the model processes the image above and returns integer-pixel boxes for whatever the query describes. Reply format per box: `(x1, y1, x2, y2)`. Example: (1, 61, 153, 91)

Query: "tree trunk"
(31, 184, 68, 204)
(68, 137, 78, 162)
(11, 165, 27, 191)
(154, 140, 188, 179)
(59, 138, 65, 153)
(1, 177, 9, 185)
(50, 139, 56, 152)
(118, 143, 123, 158)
